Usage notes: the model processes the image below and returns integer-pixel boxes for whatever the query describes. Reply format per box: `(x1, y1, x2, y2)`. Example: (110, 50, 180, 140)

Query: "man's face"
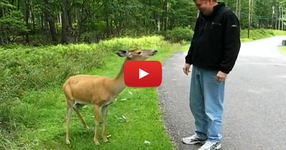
(194, 0, 213, 16)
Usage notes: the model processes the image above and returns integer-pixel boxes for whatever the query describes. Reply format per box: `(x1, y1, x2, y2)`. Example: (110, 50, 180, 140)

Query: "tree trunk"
(25, 0, 30, 43)
(61, 0, 69, 44)
(42, 0, 58, 42)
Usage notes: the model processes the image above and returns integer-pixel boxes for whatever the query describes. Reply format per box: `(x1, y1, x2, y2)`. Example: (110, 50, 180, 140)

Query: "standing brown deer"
(63, 49, 158, 145)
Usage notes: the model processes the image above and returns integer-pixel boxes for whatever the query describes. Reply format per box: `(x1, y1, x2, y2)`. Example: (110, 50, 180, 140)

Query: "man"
(182, 0, 241, 150)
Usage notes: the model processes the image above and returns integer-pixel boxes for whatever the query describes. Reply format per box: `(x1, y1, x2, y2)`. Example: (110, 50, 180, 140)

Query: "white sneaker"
(181, 134, 206, 145)
(198, 140, 221, 150)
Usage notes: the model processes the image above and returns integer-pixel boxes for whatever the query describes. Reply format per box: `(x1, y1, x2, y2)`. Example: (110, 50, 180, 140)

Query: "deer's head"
(115, 49, 157, 61)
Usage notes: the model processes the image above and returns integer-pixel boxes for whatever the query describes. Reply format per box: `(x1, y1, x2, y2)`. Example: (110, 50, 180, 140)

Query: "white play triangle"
(139, 68, 149, 79)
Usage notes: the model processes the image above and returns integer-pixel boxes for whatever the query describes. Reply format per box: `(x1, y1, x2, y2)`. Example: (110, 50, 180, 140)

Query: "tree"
(0, 0, 285, 45)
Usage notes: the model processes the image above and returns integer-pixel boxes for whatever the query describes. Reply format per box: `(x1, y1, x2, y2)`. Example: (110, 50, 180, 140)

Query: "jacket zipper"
(203, 17, 208, 30)
(196, 17, 208, 39)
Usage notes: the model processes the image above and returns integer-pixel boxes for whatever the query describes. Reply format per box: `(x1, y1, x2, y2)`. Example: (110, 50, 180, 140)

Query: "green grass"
(240, 29, 286, 42)
(0, 36, 188, 150)
(278, 46, 286, 55)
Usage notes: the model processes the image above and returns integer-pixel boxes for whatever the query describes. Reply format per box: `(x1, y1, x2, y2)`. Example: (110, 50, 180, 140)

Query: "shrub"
(0, 45, 106, 103)
(165, 27, 194, 43)
(0, 35, 164, 105)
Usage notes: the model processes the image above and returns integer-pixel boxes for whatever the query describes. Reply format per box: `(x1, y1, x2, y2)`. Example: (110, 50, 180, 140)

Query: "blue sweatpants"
(189, 65, 225, 142)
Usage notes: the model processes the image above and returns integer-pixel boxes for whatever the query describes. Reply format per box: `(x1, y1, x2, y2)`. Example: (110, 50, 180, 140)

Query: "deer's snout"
(151, 50, 158, 55)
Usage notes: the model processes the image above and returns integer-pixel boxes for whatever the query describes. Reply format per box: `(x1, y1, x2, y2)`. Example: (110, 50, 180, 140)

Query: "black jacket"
(185, 2, 241, 74)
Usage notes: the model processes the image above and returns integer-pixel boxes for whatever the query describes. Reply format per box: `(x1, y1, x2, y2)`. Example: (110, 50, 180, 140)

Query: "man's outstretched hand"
(183, 63, 191, 75)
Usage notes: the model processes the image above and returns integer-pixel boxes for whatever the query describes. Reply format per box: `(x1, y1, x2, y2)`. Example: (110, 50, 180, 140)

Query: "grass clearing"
(0, 36, 188, 150)
(278, 46, 286, 55)
(240, 29, 286, 42)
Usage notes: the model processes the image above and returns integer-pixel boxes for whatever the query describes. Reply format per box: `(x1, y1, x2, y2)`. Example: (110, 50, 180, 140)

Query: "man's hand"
(183, 63, 191, 75)
(216, 71, 227, 82)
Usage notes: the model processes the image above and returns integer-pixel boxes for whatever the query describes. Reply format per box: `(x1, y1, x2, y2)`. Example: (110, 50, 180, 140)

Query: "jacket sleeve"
(185, 17, 200, 64)
(219, 13, 241, 74)
(185, 41, 194, 64)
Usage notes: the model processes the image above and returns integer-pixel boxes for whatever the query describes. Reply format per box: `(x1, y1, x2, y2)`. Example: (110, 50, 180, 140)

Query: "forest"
(0, 0, 285, 45)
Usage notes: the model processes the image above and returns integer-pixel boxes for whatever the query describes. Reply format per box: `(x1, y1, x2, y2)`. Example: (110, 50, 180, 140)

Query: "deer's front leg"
(93, 105, 100, 145)
(101, 105, 109, 142)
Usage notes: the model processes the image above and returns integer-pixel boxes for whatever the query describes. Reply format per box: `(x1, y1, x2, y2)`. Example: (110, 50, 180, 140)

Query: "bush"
(0, 45, 105, 103)
(165, 27, 194, 43)
(0, 35, 164, 105)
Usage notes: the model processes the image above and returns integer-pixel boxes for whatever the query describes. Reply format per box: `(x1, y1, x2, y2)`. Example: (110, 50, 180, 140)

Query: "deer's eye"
(137, 52, 141, 55)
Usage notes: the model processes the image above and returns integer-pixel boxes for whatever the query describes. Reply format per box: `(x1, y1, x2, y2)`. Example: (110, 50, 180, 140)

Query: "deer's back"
(63, 75, 113, 105)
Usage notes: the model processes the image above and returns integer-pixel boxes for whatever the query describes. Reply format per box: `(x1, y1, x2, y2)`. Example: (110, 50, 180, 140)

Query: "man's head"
(193, 0, 218, 16)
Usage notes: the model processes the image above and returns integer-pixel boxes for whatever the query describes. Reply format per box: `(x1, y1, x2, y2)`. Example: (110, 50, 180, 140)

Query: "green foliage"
(0, 0, 15, 9)
(0, 44, 104, 104)
(0, 9, 29, 43)
(240, 29, 286, 42)
(0, 35, 164, 105)
(0, 0, 199, 44)
(165, 27, 194, 43)
(278, 46, 286, 54)
(80, 20, 107, 41)
(2, 0, 286, 45)
(96, 36, 164, 51)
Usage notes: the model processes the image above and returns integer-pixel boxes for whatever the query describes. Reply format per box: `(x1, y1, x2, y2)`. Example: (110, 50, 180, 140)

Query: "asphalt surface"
(158, 36, 286, 150)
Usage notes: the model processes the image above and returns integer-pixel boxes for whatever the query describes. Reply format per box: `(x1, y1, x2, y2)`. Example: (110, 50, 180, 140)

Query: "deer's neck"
(110, 58, 129, 95)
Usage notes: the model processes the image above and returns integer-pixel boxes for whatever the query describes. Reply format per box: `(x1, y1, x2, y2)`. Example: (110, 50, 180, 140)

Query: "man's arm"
(185, 17, 200, 64)
(185, 41, 194, 64)
(219, 13, 241, 74)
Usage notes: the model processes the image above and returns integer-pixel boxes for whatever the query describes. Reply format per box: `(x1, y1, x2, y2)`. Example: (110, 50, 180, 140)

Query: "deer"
(62, 49, 158, 145)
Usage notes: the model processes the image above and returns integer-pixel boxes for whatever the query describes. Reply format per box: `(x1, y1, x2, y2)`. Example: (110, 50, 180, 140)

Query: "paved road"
(158, 36, 286, 150)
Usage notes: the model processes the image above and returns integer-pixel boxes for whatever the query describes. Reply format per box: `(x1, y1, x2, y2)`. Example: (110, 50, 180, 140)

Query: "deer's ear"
(114, 50, 128, 57)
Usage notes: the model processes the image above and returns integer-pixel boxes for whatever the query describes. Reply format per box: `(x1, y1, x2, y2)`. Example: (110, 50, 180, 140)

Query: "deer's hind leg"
(73, 102, 89, 129)
(65, 98, 73, 144)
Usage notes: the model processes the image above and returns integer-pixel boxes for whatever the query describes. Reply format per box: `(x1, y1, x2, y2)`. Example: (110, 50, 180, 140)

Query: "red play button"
(124, 61, 162, 87)
(139, 68, 149, 79)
